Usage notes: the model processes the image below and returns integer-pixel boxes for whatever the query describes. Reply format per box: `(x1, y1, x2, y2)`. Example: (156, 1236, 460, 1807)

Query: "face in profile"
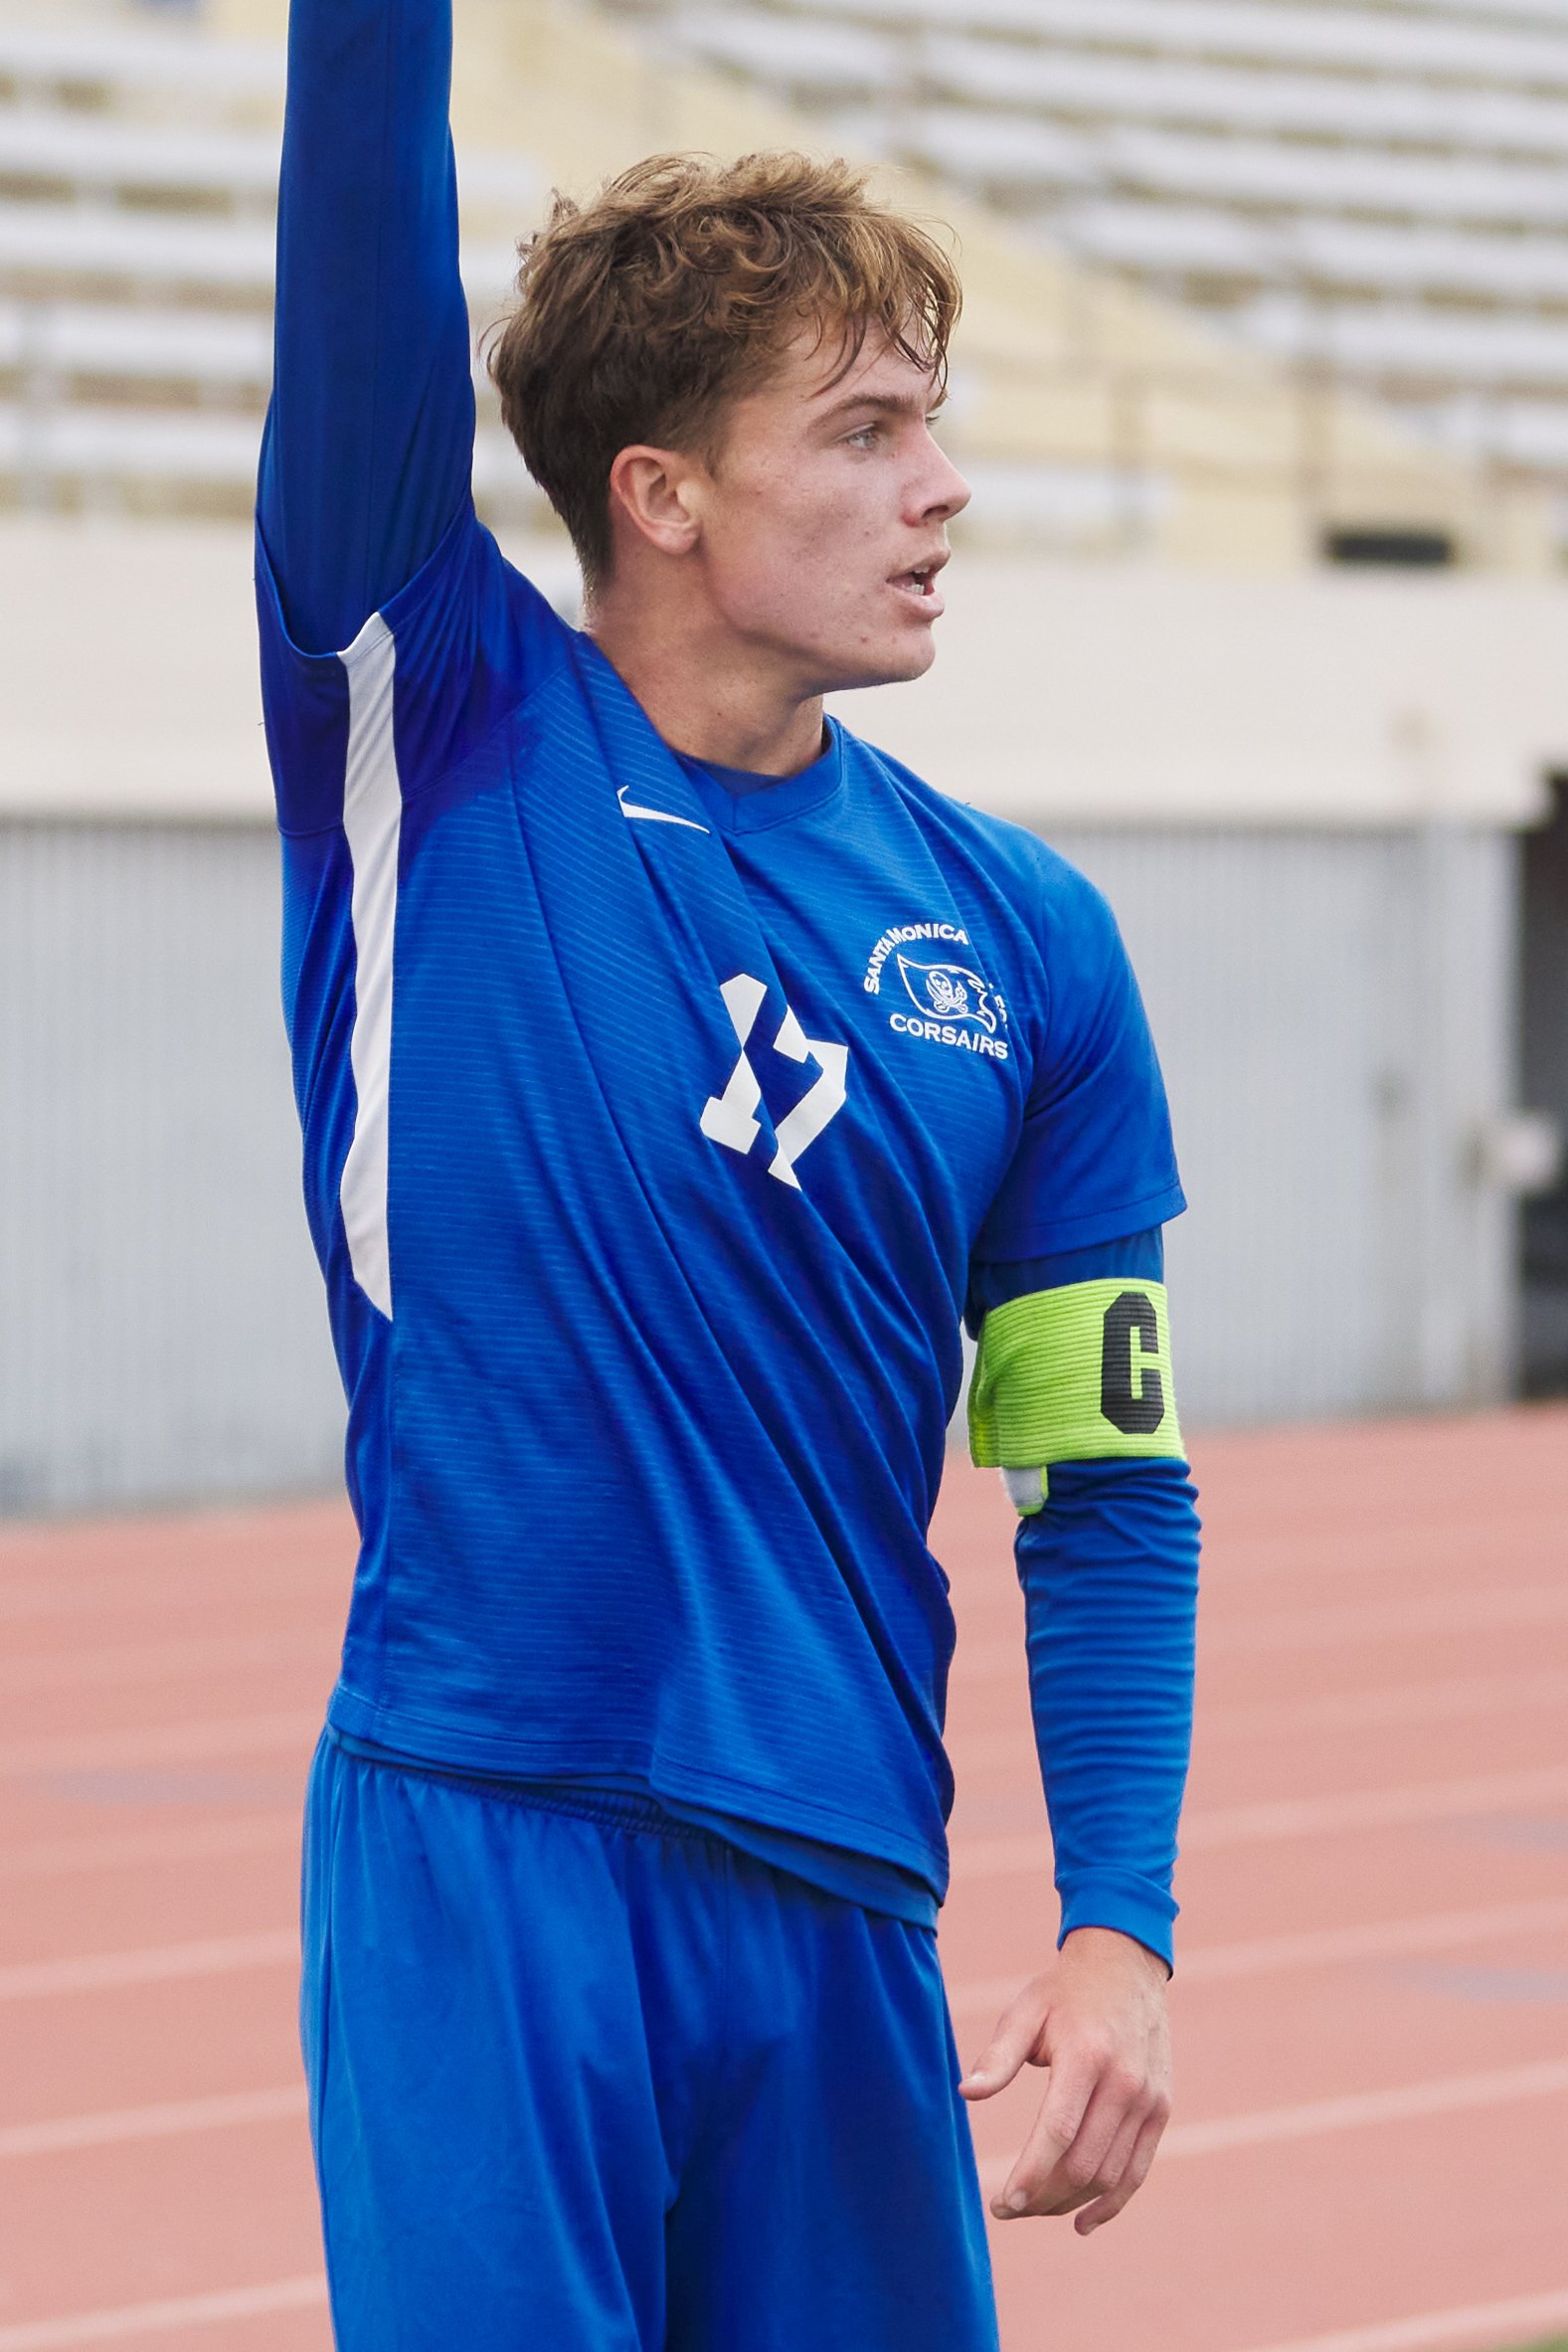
(681, 325, 972, 701)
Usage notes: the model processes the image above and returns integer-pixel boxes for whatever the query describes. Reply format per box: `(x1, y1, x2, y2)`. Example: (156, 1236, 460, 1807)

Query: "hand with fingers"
(958, 1925, 1172, 2236)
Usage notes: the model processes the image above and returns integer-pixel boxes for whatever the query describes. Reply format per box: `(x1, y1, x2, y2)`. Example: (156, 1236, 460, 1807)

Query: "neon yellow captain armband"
(967, 1280, 1183, 1515)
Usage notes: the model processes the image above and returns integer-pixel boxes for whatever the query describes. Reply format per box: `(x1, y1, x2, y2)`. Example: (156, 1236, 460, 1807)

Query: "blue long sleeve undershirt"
(969, 1231, 1199, 1970)
(261, 0, 473, 657)
(1012, 1458, 1198, 1967)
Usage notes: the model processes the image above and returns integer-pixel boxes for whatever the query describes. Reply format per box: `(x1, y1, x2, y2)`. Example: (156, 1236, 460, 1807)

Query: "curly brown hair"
(485, 150, 960, 589)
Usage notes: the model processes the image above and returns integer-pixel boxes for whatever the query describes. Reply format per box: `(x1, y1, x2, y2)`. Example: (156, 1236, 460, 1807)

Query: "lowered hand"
(958, 1926, 1171, 2236)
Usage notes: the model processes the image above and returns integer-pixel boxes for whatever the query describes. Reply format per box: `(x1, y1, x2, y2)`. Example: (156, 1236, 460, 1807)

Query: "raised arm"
(259, 0, 475, 654)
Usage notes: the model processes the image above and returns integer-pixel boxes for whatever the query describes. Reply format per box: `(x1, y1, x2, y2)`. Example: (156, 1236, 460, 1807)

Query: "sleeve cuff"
(1056, 1868, 1178, 1975)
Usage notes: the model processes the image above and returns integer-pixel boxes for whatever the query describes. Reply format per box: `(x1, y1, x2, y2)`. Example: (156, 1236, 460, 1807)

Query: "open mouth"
(890, 558, 946, 606)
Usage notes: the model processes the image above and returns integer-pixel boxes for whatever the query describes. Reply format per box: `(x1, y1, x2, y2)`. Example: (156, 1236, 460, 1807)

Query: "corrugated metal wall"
(1047, 823, 1518, 1425)
(0, 817, 1520, 1514)
(1520, 782, 1568, 1391)
(0, 822, 342, 1515)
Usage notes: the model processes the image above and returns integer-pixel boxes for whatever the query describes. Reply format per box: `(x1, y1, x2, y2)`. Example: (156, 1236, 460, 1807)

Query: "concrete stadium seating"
(0, 399, 262, 478)
(0, 19, 282, 99)
(0, 0, 1549, 565)
(0, 297, 272, 386)
(0, 13, 534, 516)
(0, 205, 277, 294)
(0, 114, 282, 205)
(618, 0, 1568, 506)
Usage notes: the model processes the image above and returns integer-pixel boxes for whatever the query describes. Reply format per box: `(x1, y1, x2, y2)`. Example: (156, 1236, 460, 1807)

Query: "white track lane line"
(948, 1893, 1568, 2018)
(974, 2058, 1568, 2193)
(1196, 1665, 1568, 1743)
(1176, 1894, 1568, 1982)
(15, 1812, 1568, 2007)
(951, 1584, 1568, 1685)
(0, 1816, 299, 1883)
(1201, 1583, 1568, 1655)
(0, 1550, 340, 1625)
(0, 1713, 318, 1775)
(0, 2277, 327, 2349)
(0, 1631, 326, 1696)
(951, 1761, 1568, 1880)
(963, 1674, 1568, 1768)
(11, 2061, 1565, 2181)
(0, 1930, 296, 2001)
(0, 2087, 305, 2159)
(1160, 2057, 1568, 2157)
(957, 1668, 1568, 1778)
(1231, 2283, 1568, 2352)
(1182, 1762, 1568, 1849)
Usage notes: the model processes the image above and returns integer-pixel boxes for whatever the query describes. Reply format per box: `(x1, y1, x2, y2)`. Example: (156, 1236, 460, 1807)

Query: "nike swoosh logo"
(617, 785, 708, 833)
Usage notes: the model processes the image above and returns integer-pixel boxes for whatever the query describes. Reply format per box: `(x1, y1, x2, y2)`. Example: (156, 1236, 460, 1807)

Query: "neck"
(585, 569, 826, 779)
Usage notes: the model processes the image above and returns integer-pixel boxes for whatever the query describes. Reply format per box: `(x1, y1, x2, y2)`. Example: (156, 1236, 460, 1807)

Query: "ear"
(607, 445, 705, 558)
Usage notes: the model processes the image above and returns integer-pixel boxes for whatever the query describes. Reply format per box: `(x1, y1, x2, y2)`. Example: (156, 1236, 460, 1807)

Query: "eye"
(844, 423, 883, 451)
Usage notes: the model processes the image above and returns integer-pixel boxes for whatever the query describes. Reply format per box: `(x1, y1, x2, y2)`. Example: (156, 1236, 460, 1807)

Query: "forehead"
(739, 322, 942, 430)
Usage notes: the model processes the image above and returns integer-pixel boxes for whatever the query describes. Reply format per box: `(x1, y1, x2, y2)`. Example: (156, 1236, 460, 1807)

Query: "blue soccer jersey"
(260, 0, 1194, 1940)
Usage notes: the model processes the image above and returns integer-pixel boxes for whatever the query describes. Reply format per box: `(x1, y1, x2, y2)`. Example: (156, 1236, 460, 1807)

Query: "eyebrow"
(815, 389, 947, 426)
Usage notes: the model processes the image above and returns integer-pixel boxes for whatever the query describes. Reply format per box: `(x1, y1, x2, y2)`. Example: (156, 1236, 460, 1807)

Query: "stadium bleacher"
(613, 0, 1568, 511)
(0, 16, 281, 102)
(0, 9, 532, 517)
(0, 0, 1552, 565)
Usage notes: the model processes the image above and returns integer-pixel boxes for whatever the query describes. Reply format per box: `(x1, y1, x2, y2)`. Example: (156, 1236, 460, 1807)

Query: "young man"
(258, 2, 1200, 2344)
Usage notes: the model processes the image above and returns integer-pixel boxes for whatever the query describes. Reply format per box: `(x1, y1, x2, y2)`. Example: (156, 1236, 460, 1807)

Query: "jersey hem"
(325, 1684, 950, 1898)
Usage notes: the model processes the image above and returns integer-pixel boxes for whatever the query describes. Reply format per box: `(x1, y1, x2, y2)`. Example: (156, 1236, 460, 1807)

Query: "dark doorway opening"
(1321, 526, 1456, 569)
(1520, 774, 1568, 1393)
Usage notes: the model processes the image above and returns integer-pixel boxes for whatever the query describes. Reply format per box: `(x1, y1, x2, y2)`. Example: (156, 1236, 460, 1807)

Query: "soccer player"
(258, 2, 1200, 2343)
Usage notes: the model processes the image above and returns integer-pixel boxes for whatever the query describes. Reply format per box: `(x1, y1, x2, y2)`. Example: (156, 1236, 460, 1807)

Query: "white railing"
(0, 22, 284, 101)
(914, 34, 1568, 155)
(0, 297, 272, 388)
(666, 10, 893, 100)
(0, 112, 281, 206)
(748, 0, 1568, 90)
(1244, 298, 1568, 389)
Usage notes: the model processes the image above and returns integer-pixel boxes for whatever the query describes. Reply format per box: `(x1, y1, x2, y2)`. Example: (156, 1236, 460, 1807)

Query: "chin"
(825, 630, 940, 696)
(873, 634, 940, 689)
(892, 629, 940, 681)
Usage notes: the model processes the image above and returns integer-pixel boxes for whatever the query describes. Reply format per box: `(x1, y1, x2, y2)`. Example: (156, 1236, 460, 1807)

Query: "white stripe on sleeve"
(337, 613, 401, 1321)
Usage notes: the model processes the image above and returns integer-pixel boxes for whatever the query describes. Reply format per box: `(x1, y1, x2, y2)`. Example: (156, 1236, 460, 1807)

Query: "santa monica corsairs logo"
(863, 922, 1009, 1062)
(897, 956, 999, 1033)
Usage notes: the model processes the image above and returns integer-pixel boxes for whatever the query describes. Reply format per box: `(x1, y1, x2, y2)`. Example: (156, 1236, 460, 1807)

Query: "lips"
(889, 549, 950, 610)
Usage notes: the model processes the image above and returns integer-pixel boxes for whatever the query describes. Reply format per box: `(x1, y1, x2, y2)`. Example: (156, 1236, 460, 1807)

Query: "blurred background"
(0, 3, 1566, 2350)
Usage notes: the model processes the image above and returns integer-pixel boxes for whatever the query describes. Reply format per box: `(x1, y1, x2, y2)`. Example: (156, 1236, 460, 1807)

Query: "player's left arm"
(959, 1264, 1197, 2232)
(958, 868, 1198, 2234)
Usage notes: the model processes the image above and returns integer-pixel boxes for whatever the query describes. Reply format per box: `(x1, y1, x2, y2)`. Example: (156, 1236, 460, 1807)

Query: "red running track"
(1, 1408, 1566, 2352)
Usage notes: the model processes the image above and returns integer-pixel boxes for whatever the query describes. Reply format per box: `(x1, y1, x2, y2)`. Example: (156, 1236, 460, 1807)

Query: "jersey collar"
(674, 722, 845, 835)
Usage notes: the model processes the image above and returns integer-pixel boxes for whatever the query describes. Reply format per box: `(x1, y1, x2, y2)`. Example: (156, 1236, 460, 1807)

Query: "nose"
(918, 438, 971, 525)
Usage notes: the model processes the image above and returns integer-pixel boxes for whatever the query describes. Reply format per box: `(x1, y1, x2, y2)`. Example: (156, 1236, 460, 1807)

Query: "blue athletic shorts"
(301, 1732, 999, 2352)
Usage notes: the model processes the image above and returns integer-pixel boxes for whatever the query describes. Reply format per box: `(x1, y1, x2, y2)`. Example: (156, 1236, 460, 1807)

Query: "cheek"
(719, 494, 874, 624)
(748, 459, 882, 553)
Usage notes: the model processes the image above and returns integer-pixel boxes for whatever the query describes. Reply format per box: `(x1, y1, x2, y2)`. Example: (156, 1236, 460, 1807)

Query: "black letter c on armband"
(1100, 1292, 1166, 1436)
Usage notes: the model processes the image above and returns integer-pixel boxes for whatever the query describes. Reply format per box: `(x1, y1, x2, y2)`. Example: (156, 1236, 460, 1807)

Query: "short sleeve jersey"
(259, 502, 1184, 1900)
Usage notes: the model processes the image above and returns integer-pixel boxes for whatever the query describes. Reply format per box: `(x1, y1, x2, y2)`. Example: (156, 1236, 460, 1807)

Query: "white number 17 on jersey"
(700, 973, 849, 1190)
